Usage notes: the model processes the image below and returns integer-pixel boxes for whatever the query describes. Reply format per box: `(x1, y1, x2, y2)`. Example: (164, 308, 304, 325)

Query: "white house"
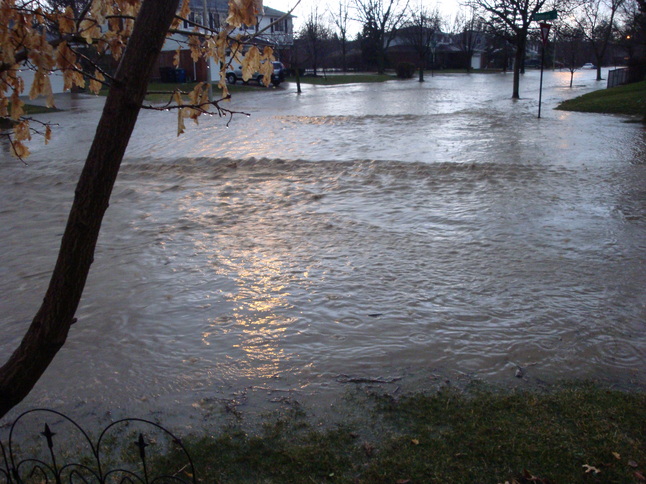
(158, 0, 294, 83)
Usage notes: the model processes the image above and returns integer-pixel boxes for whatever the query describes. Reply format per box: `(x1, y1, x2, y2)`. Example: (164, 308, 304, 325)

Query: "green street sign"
(532, 10, 558, 21)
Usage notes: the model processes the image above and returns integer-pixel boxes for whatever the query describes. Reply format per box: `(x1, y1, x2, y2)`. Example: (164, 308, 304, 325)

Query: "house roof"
(263, 5, 293, 18)
(188, 0, 292, 18)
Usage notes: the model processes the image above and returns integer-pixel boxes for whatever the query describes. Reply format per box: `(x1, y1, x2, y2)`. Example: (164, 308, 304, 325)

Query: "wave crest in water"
(2, 155, 644, 421)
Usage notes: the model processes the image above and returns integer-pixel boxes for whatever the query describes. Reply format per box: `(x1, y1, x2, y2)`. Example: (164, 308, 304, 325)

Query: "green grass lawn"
(285, 74, 394, 85)
(1, 104, 60, 128)
(141, 81, 266, 103)
(140, 75, 393, 102)
(150, 382, 645, 484)
(285, 70, 501, 85)
(557, 80, 646, 117)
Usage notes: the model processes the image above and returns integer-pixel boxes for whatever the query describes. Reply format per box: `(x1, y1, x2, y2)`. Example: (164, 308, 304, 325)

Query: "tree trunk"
(295, 63, 302, 93)
(0, 0, 181, 420)
(377, 54, 385, 74)
(512, 43, 524, 98)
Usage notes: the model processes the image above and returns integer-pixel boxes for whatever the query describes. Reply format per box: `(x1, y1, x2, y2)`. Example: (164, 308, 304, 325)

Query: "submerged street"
(1, 69, 644, 426)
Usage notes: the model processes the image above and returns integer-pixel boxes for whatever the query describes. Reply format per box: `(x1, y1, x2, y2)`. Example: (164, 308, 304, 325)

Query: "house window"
(271, 18, 286, 32)
(209, 12, 220, 29)
(183, 11, 204, 28)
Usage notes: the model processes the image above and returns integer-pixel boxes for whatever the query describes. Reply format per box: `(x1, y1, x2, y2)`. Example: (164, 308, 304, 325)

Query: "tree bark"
(512, 35, 526, 99)
(0, 0, 181, 419)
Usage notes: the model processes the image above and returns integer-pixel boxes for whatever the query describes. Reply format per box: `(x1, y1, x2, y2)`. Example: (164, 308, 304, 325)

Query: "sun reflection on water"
(178, 183, 301, 379)
(223, 252, 297, 378)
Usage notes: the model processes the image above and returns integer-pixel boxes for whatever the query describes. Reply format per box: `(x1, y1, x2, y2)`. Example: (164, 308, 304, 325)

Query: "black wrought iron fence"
(0, 409, 197, 483)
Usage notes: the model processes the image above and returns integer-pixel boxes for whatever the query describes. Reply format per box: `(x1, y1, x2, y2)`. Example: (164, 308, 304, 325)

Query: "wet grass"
(1, 104, 60, 128)
(144, 81, 270, 103)
(22, 103, 60, 115)
(151, 382, 645, 483)
(284, 74, 393, 85)
(284, 70, 501, 85)
(95, 82, 270, 103)
(556, 80, 646, 117)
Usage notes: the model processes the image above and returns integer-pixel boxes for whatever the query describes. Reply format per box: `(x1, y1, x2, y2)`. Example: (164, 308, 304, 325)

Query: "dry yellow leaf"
(79, 19, 100, 44)
(10, 139, 30, 159)
(58, 7, 75, 35)
(89, 70, 105, 95)
(259, 59, 273, 86)
(241, 46, 260, 81)
(583, 464, 601, 474)
(10, 91, 24, 119)
(188, 35, 201, 63)
(14, 120, 31, 142)
(227, 0, 262, 28)
(177, 108, 186, 136)
(173, 48, 181, 67)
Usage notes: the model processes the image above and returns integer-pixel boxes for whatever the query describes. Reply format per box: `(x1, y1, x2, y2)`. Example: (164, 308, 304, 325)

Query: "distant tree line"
(293, 0, 646, 97)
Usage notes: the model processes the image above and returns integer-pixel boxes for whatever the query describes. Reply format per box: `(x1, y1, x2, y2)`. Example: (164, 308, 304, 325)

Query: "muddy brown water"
(1, 69, 644, 429)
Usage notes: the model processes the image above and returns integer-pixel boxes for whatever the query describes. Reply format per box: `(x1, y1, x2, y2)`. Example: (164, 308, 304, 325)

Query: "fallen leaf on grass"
(628, 460, 639, 468)
(583, 464, 601, 474)
(411, 439, 420, 445)
(634, 471, 646, 481)
(612, 452, 621, 460)
(517, 469, 554, 483)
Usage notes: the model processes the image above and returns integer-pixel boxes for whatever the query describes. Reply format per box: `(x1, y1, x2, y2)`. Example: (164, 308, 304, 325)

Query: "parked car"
(581, 63, 596, 69)
(226, 61, 285, 87)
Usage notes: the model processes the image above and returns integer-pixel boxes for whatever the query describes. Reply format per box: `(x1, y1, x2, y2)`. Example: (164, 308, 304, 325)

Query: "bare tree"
(617, 0, 645, 69)
(574, 0, 625, 80)
(330, 0, 352, 72)
(556, 24, 585, 86)
(299, 6, 332, 76)
(453, 7, 485, 72)
(400, 4, 442, 81)
(470, 0, 558, 98)
(353, 0, 409, 73)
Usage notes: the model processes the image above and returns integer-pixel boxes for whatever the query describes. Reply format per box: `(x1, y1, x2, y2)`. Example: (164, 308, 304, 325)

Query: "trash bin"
(175, 68, 186, 83)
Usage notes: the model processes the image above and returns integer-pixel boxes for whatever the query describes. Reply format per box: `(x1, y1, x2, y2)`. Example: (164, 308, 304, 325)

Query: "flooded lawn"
(1, 69, 644, 426)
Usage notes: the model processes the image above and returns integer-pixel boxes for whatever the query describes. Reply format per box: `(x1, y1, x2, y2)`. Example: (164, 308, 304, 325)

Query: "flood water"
(1, 69, 645, 427)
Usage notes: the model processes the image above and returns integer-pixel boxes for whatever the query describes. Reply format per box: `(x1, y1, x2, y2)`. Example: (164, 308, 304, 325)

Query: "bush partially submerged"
(396, 62, 416, 79)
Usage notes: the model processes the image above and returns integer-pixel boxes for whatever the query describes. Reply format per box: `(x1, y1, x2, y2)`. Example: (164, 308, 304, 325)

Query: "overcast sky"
(264, 0, 464, 37)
